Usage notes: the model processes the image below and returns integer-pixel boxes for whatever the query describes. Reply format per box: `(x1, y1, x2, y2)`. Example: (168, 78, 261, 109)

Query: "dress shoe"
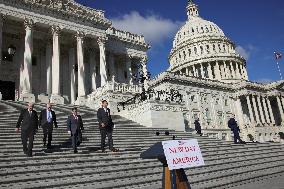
(111, 148, 119, 152)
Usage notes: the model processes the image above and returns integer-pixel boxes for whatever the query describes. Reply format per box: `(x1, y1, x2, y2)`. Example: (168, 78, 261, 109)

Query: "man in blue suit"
(228, 115, 245, 144)
(67, 107, 84, 153)
(39, 103, 58, 149)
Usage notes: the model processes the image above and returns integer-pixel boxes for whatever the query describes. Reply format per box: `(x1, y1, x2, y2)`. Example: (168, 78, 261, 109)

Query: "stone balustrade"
(107, 27, 148, 45)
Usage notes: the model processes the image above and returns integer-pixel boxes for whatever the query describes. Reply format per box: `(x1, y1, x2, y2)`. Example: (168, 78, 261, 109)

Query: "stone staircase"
(0, 100, 283, 189)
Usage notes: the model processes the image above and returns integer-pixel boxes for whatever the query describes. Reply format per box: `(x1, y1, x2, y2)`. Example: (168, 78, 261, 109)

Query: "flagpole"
(276, 60, 283, 80)
(274, 52, 283, 80)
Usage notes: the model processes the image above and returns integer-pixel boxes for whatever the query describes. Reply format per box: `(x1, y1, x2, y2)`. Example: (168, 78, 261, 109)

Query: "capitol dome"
(169, 0, 248, 82)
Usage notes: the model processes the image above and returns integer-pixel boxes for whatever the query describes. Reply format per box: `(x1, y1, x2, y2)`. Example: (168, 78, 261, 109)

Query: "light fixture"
(7, 45, 16, 56)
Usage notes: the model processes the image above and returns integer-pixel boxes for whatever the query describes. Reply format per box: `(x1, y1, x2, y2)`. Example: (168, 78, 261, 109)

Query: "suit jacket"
(97, 107, 114, 130)
(228, 118, 240, 132)
(67, 114, 84, 134)
(16, 109, 38, 132)
(39, 109, 57, 128)
(194, 120, 201, 130)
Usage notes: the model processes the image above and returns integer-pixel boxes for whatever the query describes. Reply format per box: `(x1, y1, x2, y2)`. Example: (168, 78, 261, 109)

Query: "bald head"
(46, 103, 52, 111)
(27, 103, 34, 111)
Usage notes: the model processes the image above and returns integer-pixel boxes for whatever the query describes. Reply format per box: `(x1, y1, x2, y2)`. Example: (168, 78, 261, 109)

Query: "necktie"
(29, 111, 32, 116)
(47, 111, 51, 123)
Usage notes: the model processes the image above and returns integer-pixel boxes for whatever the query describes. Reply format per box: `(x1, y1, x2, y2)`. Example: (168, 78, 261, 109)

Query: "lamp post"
(132, 63, 151, 101)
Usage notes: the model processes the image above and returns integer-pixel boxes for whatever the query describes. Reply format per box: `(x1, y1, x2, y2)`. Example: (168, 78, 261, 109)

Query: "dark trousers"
(71, 130, 82, 150)
(21, 130, 34, 155)
(100, 129, 113, 151)
(196, 129, 202, 135)
(42, 123, 53, 146)
(233, 130, 242, 143)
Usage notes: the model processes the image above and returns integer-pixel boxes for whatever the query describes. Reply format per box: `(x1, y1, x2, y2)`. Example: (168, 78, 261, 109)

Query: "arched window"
(188, 49, 191, 56)
(200, 46, 204, 54)
(183, 51, 186, 59)
(194, 47, 197, 55)
(205, 27, 209, 32)
(213, 44, 216, 52)
(179, 53, 181, 59)
(206, 45, 210, 53)
(192, 28, 195, 33)
(201, 27, 204, 33)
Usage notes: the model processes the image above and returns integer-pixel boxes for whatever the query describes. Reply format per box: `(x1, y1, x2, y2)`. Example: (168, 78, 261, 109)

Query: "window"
(213, 44, 216, 51)
(200, 46, 204, 54)
(188, 49, 191, 56)
(206, 45, 210, 53)
(194, 47, 197, 54)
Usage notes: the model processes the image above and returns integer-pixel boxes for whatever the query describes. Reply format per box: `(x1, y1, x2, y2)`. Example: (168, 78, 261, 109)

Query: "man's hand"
(15, 128, 20, 132)
(68, 131, 71, 135)
(101, 123, 106, 128)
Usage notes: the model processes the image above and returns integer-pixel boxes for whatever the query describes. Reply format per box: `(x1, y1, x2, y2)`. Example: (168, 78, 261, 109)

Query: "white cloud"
(235, 45, 258, 61)
(111, 11, 182, 45)
(236, 45, 250, 60)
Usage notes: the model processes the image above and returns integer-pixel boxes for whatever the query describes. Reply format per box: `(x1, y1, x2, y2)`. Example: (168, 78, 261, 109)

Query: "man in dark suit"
(39, 103, 58, 149)
(15, 103, 38, 157)
(228, 115, 245, 144)
(67, 107, 84, 153)
(97, 100, 118, 153)
(194, 118, 202, 136)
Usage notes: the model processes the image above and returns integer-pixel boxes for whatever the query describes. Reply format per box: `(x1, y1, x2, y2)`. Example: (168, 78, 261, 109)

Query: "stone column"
(69, 48, 76, 104)
(200, 64, 205, 78)
(207, 63, 213, 79)
(76, 31, 86, 97)
(229, 61, 235, 79)
(126, 55, 133, 84)
(256, 95, 265, 124)
(235, 62, 241, 79)
(222, 61, 227, 79)
(89, 49, 97, 92)
(98, 37, 107, 87)
(276, 96, 284, 122)
(46, 40, 52, 95)
(262, 96, 270, 123)
(251, 95, 260, 123)
(185, 67, 189, 76)
(215, 61, 221, 80)
(50, 26, 64, 104)
(266, 96, 275, 124)
(243, 64, 249, 80)
(20, 19, 35, 102)
(192, 65, 196, 77)
(235, 97, 245, 128)
(246, 95, 255, 124)
(108, 52, 115, 82)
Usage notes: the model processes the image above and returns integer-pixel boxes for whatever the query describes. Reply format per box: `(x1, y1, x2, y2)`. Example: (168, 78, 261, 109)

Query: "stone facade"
(0, 0, 283, 142)
(0, 0, 149, 104)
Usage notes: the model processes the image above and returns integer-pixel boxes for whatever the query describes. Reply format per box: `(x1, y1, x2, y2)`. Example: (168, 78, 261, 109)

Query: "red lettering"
(169, 148, 176, 153)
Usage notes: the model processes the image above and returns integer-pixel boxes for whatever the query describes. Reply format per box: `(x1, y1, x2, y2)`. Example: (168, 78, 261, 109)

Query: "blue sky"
(76, 0, 284, 83)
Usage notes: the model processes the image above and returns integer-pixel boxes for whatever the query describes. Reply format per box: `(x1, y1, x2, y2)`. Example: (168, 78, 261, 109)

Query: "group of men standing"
(15, 100, 118, 157)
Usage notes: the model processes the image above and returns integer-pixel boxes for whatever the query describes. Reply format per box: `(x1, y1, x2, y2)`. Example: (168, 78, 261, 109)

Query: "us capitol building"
(0, 0, 283, 142)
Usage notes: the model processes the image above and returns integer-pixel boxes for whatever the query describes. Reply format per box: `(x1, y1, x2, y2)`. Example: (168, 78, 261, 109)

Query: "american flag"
(274, 52, 282, 60)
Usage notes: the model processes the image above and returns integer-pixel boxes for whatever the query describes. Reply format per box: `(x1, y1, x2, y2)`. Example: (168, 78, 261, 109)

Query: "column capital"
(24, 18, 34, 30)
(51, 25, 61, 36)
(97, 36, 108, 46)
(126, 54, 134, 60)
(75, 31, 85, 39)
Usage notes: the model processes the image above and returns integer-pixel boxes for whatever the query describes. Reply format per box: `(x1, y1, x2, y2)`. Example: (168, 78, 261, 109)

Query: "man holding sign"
(162, 139, 205, 171)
